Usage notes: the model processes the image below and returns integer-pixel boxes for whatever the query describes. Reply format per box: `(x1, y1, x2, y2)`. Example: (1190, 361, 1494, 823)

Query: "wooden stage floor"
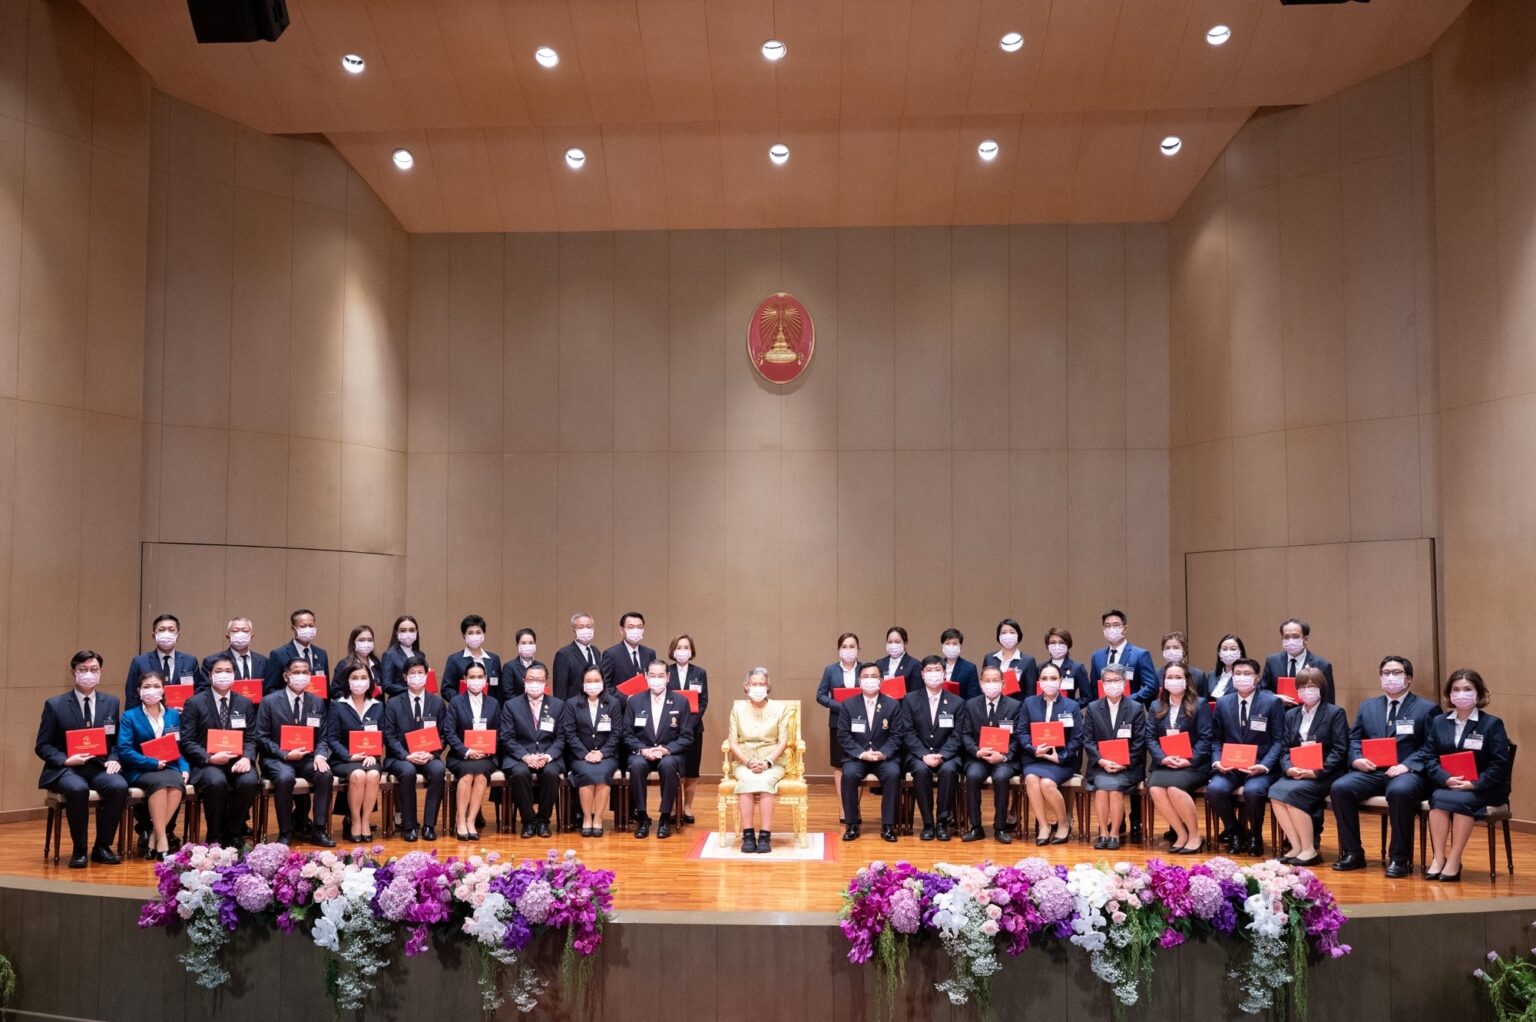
(4, 780, 1533, 914)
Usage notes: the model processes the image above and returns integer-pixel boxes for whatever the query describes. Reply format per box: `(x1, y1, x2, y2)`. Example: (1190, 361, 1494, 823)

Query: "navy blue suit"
(382, 691, 446, 831)
(1330, 691, 1438, 862)
(942, 657, 981, 700)
(378, 645, 417, 699)
(504, 656, 546, 698)
(253, 690, 334, 835)
(1260, 650, 1336, 705)
(552, 642, 600, 701)
(1018, 694, 1084, 784)
(442, 650, 505, 699)
(1089, 644, 1160, 704)
(959, 694, 1021, 830)
(263, 641, 330, 696)
(497, 694, 565, 826)
(837, 693, 906, 827)
(876, 653, 923, 694)
(983, 652, 1039, 696)
(35, 690, 128, 853)
(602, 642, 657, 691)
(561, 695, 623, 787)
(441, 693, 502, 773)
(1205, 689, 1286, 839)
(180, 687, 259, 843)
(202, 647, 266, 682)
(124, 650, 203, 708)
(621, 690, 693, 819)
(816, 661, 867, 768)
(1424, 711, 1513, 815)
(901, 688, 964, 829)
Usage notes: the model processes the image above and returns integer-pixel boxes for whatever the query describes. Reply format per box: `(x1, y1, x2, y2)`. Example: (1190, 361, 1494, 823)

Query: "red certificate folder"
(832, 687, 860, 702)
(1440, 750, 1479, 782)
(979, 725, 1011, 754)
(406, 727, 442, 754)
(1030, 721, 1066, 749)
(941, 681, 961, 695)
(141, 733, 180, 762)
(880, 678, 906, 699)
(305, 674, 328, 699)
(1290, 742, 1324, 771)
(65, 727, 108, 758)
(617, 674, 647, 697)
(206, 729, 244, 756)
(464, 729, 496, 755)
(232, 679, 263, 703)
(1221, 743, 1258, 769)
(164, 684, 194, 709)
(676, 689, 699, 713)
(1276, 676, 1298, 701)
(426, 669, 439, 694)
(1362, 737, 1399, 767)
(1001, 669, 1020, 696)
(348, 730, 383, 757)
(280, 724, 315, 752)
(1099, 738, 1131, 766)
(1158, 730, 1192, 759)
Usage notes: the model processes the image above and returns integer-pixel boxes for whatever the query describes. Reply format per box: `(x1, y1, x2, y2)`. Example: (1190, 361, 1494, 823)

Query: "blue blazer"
(875, 653, 923, 694)
(900, 689, 965, 760)
(816, 662, 868, 723)
(497, 694, 566, 762)
(124, 650, 204, 708)
(601, 642, 657, 690)
(1424, 711, 1512, 806)
(382, 691, 447, 764)
(504, 656, 547, 698)
(263, 641, 330, 695)
(1347, 691, 1439, 772)
(1018, 694, 1084, 767)
(116, 706, 188, 781)
(943, 657, 981, 700)
(1210, 690, 1287, 774)
(1145, 697, 1215, 770)
(560, 696, 624, 764)
(1260, 650, 1336, 705)
(1089, 644, 1160, 704)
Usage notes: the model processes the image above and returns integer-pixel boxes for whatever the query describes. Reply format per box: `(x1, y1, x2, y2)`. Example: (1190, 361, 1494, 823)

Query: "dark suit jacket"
(329, 657, 382, 701)
(900, 689, 964, 760)
(1424, 711, 1512, 806)
(983, 652, 1039, 695)
(498, 694, 566, 762)
(668, 663, 708, 720)
(601, 642, 657, 690)
(560, 696, 623, 764)
(1276, 702, 1350, 783)
(36, 690, 121, 787)
(1089, 645, 1160, 704)
(1145, 697, 1215, 770)
(1037, 657, 1091, 699)
(958, 694, 1022, 761)
(1157, 664, 1208, 700)
(382, 691, 447, 764)
(180, 688, 258, 767)
(442, 650, 506, 699)
(441, 693, 502, 763)
(253, 690, 332, 761)
(1018, 694, 1084, 766)
(378, 645, 420, 699)
(1210, 690, 1287, 774)
(816, 662, 867, 722)
(125, 650, 204, 707)
(552, 642, 602, 701)
(1081, 698, 1148, 770)
(836, 693, 906, 761)
(943, 657, 981, 700)
(1260, 650, 1336, 705)
(1347, 692, 1439, 772)
(263, 642, 330, 696)
(621, 691, 693, 757)
(504, 657, 546, 698)
(876, 653, 923, 694)
(324, 698, 386, 762)
(202, 648, 267, 681)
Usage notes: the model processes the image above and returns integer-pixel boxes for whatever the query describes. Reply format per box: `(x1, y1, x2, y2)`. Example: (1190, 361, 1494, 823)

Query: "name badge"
(633, 715, 647, 727)
(1166, 727, 1181, 736)
(363, 723, 378, 732)
(489, 675, 499, 687)
(1061, 679, 1075, 690)
(1059, 715, 1074, 727)
(539, 717, 555, 732)
(689, 683, 702, 691)
(104, 722, 116, 735)
(852, 720, 867, 733)
(474, 718, 486, 729)
(422, 718, 436, 729)
(938, 714, 954, 729)
(306, 716, 322, 728)
(1000, 721, 1014, 732)
(1300, 739, 1317, 746)
(1396, 721, 1415, 735)
(597, 721, 612, 732)
(1117, 727, 1132, 739)
(230, 715, 246, 729)
(1249, 718, 1267, 733)
(1465, 736, 1484, 750)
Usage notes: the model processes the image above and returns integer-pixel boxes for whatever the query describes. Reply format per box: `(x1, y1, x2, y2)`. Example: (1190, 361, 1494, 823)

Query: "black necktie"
(305, 648, 314, 672)
(1240, 699, 1249, 728)
(1387, 700, 1399, 727)
(413, 697, 422, 724)
(162, 654, 172, 679)
(241, 655, 251, 679)
(987, 702, 997, 726)
(632, 649, 641, 676)
(83, 696, 92, 728)
(584, 646, 594, 668)
(1288, 657, 1297, 676)
(219, 696, 229, 728)
(293, 697, 303, 722)
(1108, 648, 1118, 665)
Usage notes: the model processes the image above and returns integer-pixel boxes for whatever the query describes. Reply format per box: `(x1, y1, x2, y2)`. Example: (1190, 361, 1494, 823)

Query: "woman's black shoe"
(740, 830, 758, 854)
(756, 830, 772, 853)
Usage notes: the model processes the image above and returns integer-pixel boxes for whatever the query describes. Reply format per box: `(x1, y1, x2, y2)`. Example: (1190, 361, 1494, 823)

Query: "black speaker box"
(185, 0, 289, 43)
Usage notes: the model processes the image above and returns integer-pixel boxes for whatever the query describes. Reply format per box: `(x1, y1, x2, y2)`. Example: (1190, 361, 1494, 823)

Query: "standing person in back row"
(263, 609, 330, 695)
(125, 613, 203, 708)
(553, 614, 601, 702)
(1260, 617, 1336, 706)
(1090, 609, 1157, 843)
(602, 611, 656, 691)
(203, 616, 266, 683)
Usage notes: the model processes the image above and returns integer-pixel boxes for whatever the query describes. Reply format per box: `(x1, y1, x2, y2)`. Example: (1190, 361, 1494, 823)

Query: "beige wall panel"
(84, 147, 147, 421)
(225, 430, 288, 548)
(13, 404, 83, 649)
(893, 449, 953, 635)
(721, 452, 783, 678)
(777, 229, 839, 452)
(723, 229, 784, 452)
(556, 233, 615, 453)
(1010, 449, 1070, 637)
(780, 450, 839, 681)
(404, 452, 450, 648)
(223, 546, 289, 652)
(835, 450, 896, 647)
(285, 436, 341, 552)
(1064, 225, 1126, 451)
(1275, 95, 1341, 182)
(23, 0, 94, 141)
(500, 451, 560, 638)
(77, 412, 140, 655)
(1230, 547, 1288, 653)
(0, 115, 21, 400)
(406, 234, 450, 454)
(288, 204, 346, 440)
(1225, 186, 1285, 436)
(834, 229, 894, 451)
(234, 124, 293, 200)
(610, 451, 671, 637)
(160, 172, 232, 429)
(951, 450, 1011, 640)
(1008, 225, 1068, 451)
(1066, 448, 1127, 631)
(1284, 423, 1351, 546)
(282, 549, 342, 647)
(1340, 63, 1414, 167)
(950, 226, 1009, 451)
(892, 228, 952, 451)
(1342, 154, 1419, 420)
(228, 187, 292, 436)
(446, 233, 505, 454)
(665, 450, 727, 674)
(555, 452, 616, 639)
(1231, 430, 1289, 549)
(1126, 448, 1172, 635)
(613, 232, 671, 452)
(158, 424, 229, 545)
(341, 214, 397, 450)
(18, 124, 90, 409)
(1347, 416, 1425, 542)
(341, 443, 404, 555)
(666, 231, 726, 452)
(1124, 225, 1170, 451)
(1278, 170, 1347, 428)
(1182, 549, 1235, 661)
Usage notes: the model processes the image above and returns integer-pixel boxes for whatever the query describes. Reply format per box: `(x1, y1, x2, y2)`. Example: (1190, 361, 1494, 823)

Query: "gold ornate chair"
(717, 699, 809, 848)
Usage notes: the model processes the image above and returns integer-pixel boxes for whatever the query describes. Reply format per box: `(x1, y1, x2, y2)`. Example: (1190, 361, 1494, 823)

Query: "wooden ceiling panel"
(433, 2, 535, 130)
(776, 120, 841, 228)
(600, 126, 668, 230)
(838, 0, 914, 117)
(542, 128, 612, 231)
(1095, 0, 1194, 110)
(965, 0, 1052, 115)
(893, 117, 962, 225)
(951, 115, 1022, 225)
(836, 118, 901, 226)
(658, 124, 726, 228)
(701, 0, 779, 124)
(501, 0, 596, 126)
(901, 0, 984, 118)
(773, 0, 844, 122)
(568, 2, 653, 124)
(635, 0, 718, 125)
(365, 1, 467, 128)
(1031, 0, 1124, 112)
(481, 129, 559, 232)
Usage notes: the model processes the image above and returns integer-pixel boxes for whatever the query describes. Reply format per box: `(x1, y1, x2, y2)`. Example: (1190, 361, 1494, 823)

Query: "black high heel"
(1438, 869, 1462, 883)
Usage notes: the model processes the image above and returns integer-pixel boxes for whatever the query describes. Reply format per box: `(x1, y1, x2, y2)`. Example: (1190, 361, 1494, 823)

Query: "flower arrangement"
(1474, 927, 1536, 1022)
(841, 856, 1349, 1022)
(140, 843, 613, 1018)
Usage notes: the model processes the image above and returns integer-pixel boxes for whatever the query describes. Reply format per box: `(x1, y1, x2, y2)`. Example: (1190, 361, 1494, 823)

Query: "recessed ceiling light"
(762, 39, 786, 61)
(535, 46, 559, 68)
(392, 148, 413, 170)
(999, 32, 1024, 53)
(1160, 136, 1183, 156)
(977, 139, 999, 161)
(565, 147, 586, 169)
(340, 54, 365, 74)
(768, 143, 790, 165)
(1206, 24, 1231, 46)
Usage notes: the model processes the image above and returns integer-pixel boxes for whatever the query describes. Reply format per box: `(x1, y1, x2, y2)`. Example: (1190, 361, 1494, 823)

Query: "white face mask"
(1298, 687, 1321, 707)
(154, 630, 177, 651)
(228, 630, 252, 651)
(465, 678, 486, 695)
(1282, 637, 1305, 656)
(465, 633, 485, 651)
(295, 626, 317, 644)
(1450, 690, 1478, 710)
(1162, 647, 1183, 664)
(75, 671, 101, 691)
(999, 632, 1019, 651)
(210, 672, 235, 692)
(1039, 679, 1061, 697)
(349, 677, 370, 696)
(406, 672, 427, 693)
(1163, 678, 1187, 696)
(355, 640, 375, 656)
(1101, 680, 1125, 699)
(140, 688, 163, 706)
(287, 674, 311, 693)
(1380, 673, 1409, 696)
(575, 627, 595, 644)
(941, 643, 961, 659)
(839, 647, 859, 664)
(583, 681, 605, 697)
(922, 670, 944, 689)
(519, 643, 537, 659)
(1047, 643, 1068, 660)
(647, 676, 668, 694)
(1103, 626, 1125, 645)
(980, 682, 1003, 700)
(747, 685, 768, 702)
(1219, 648, 1241, 666)
(398, 629, 417, 647)
(1232, 675, 1256, 696)
(673, 648, 692, 664)
(886, 641, 905, 659)
(525, 681, 546, 699)
(625, 627, 645, 645)
(860, 677, 883, 695)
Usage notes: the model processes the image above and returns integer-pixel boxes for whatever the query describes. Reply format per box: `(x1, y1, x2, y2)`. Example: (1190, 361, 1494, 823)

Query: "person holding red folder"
(1206, 658, 1285, 856)
(816, 633, 866, 808)
(497, 663, 565, 839)
(1082, 663, 1146, 851)
(1036, 627, 1090, 699)
(1330, 655, 1440, 877)
(958, 665, 1022, 844)
(1019, 663, 1082, 845)
(325, 664, 385, 842)
(382, 657, 447, 842)
(622, 659, 694, 839)
(666, 635, 709, 825)
(982, 618, 1038, 699)
(35, 650, 129, 868)
(837, 663, 907, 842)
(1267, 669, 1350, 867)
(253, 657, 336, 847)
(1423, 669, 1512, 882)
(1145, 663, 1214, 854)
(442, 659, 502, 842)
(179, 654, 260, 846)
(117, 672, 189, 860)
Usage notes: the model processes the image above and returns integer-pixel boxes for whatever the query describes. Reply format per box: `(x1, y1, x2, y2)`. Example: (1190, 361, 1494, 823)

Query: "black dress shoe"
(311, 831, 337, 848)
(1105, 836, 1121, 851)
(467, 830, 480, 841)
(1245, 836, 1264, 857)
(91, 846, 122, 865)
(68, 849, 89, 868)
(756, 830, 772, 853)
(1128, 826, 1143, 844)
(842, 824, 861, 841)
(657, 815, 674, 839)
(961, 827, 986, 843)
(276, 833, 293, 846)
(880, 826, 898, 843)
(422, 826, 436, 842)
(1332, 852, 1366, 872)
(1385, 860, 1413, 879)
(920, 826, 936, 841)
(536, 821, 551, 838)
(1093, 835, 1107, 850)
(1051, 827, 1072, 845)
(1291, 853, 1324, 868)
(521, 823, 536, 839)
(994, 829, 1013, 845)
(403, 828, 420, 843)
(741, 830, 758, 853)
(682, 813, 696, 825)
(634, 817, 651, 839)
(936, 823, 951, 841)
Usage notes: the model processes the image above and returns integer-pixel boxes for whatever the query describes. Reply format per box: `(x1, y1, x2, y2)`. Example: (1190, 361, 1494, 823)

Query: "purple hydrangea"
(231, 872, 274, 913)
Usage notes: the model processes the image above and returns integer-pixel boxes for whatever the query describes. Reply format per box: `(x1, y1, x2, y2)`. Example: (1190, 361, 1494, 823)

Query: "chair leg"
(1379, 815, 1388, 863)
(1489, 821, 1497, 880)
(1505, 820, 1515, 875)
(43, 806, 54, 863)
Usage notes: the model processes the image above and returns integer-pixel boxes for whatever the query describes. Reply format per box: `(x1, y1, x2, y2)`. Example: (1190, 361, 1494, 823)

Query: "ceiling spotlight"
(535, 46, 559, 68)
(977, 139, 999, 161)
(565, 147, 586, 169)
(391, 148, 414, 170)
(1160, 136, 1183, 156)
(999, 32, 1024, 53)
(1206, 24, 1231, 46)
(762, 39, 786, 61)
(768, 143, 790, 165)
(340, 54, 365, 74)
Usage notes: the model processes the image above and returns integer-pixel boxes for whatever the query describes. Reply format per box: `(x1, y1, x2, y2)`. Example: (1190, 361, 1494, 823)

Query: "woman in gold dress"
(728, 668, 791, 854)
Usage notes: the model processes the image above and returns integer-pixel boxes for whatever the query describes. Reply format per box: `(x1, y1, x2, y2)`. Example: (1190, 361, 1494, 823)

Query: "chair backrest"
(721, 699, 804, 778)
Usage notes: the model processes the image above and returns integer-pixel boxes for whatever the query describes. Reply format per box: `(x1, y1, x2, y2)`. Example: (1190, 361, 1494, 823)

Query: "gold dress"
(728, 699, 791, 794)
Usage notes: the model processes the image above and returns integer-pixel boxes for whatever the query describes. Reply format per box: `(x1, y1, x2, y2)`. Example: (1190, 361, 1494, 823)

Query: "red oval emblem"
(747, 292, 814, 385)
